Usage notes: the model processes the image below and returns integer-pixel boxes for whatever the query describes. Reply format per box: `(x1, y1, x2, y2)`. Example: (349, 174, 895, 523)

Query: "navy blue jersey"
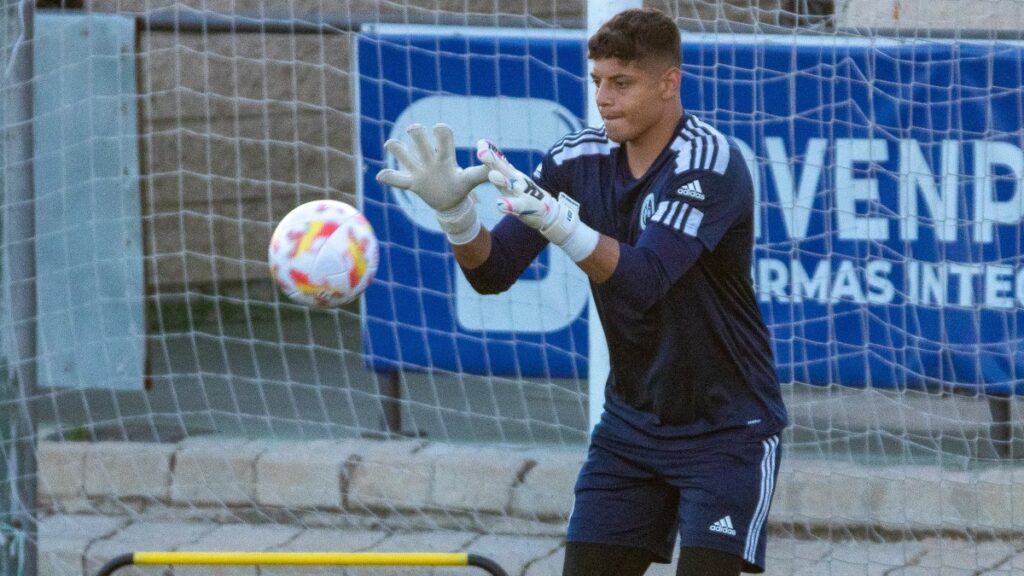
(463, 114, 787, 437)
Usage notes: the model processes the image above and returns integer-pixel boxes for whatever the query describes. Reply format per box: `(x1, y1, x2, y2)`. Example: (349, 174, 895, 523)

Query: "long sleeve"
(459, 215, 549, 295)
(602, 169, 747, 312)
(605, 226, 705, 310)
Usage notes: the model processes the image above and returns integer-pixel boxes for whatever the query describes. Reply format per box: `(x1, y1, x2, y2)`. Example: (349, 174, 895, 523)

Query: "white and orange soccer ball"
(268, 200, 379, 307)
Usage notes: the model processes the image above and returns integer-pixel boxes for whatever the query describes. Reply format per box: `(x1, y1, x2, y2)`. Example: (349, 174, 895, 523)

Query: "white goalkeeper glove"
(376, 123, 490, 245)
(476, 139, 599, 262)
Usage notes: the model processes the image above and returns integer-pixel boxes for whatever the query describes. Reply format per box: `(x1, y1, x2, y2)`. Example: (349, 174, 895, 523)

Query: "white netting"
(3, 0, 1024, 575)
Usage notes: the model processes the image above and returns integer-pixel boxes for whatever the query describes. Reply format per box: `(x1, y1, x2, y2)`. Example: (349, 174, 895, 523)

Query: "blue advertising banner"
(357, 28, 591, 378)
(684, 36, 1024, 394)
(359, 29, 1024, 394)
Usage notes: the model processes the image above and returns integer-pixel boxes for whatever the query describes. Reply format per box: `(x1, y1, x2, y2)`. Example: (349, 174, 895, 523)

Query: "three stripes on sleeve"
(650, 200, 704, 237)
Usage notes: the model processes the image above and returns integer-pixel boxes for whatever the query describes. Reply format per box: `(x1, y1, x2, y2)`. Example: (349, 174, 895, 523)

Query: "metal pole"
(2, 1, 37, 575)
(988, 395, 1014, 460)
(0, 6, 9, 574)
(585, 0, 639, 431)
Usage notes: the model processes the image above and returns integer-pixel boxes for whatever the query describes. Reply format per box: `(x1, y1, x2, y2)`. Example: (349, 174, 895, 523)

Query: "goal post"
(1, 0, 38, 575)
(583, 0, 640, 431)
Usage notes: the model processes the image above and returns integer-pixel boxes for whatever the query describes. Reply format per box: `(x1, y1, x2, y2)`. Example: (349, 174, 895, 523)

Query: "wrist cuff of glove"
(541, 193, 599, 262)
(436, 197, 481, 245)
(557, 223, 599, 262)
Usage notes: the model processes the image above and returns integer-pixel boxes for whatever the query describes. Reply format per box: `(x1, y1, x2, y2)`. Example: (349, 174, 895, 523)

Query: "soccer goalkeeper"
(376, 8, 787, 575)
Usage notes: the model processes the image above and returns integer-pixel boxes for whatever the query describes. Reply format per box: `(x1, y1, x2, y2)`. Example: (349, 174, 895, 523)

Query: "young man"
(377, 8, 787, 575)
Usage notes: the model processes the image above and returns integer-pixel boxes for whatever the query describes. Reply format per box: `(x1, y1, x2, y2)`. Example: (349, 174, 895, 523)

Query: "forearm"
(452, 226, 491, 270)
(457, 216, 548, 295)
(577, 235, 619, 284)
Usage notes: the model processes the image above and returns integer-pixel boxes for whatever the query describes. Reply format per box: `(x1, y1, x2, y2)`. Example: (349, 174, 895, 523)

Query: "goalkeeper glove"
(476, 139, 599, 262)
(376, 123, 489, 244)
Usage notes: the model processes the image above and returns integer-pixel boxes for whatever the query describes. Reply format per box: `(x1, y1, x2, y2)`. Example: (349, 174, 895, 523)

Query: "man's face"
(590, 57, 677, 143)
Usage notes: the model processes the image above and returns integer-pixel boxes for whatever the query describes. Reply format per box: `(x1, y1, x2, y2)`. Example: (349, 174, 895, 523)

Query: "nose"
(595, 80, 612, 109)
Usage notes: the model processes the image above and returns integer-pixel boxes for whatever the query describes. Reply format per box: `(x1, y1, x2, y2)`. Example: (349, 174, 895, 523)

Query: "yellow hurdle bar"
(94, 551, 509, 576)
(134, 551, 470, 566)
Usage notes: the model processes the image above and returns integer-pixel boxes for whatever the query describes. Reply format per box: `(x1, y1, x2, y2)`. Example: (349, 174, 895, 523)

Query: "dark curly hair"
(587, 8, 681, 69)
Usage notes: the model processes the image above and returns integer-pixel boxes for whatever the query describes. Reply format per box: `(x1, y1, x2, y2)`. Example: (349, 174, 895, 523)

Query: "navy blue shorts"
(567, 405, 782, 573)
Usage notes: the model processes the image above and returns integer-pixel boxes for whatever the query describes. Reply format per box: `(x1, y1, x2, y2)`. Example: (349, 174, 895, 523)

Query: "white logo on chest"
(639, 193, 656, 230)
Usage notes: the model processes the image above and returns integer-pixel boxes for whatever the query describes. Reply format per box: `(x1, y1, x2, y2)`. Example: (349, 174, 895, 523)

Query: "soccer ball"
(268, 200, 379, 307)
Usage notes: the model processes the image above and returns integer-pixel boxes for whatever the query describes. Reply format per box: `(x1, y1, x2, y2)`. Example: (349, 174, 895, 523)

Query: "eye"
(615, 80, 629, 89)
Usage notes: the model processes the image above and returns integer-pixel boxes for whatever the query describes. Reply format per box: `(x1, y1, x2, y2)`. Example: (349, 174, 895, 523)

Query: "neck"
(625, 104, 683, 178)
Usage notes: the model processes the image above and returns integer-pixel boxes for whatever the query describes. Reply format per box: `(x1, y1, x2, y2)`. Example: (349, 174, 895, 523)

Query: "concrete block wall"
(38, 439, 588, 526)
(136, 30, 356, 289)
(836, 0, 1024, 31)
(41, 437, 1024, 534)
(44, 429, 1024, 533)
(38, 438, 585, 576)
(36, 437, 1024, 576)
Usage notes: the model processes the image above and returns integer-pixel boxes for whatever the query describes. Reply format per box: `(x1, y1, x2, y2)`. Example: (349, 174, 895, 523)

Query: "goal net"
(2, 0, 1024, 574)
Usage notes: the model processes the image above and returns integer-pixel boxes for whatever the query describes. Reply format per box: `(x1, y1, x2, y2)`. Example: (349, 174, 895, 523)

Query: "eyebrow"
(590, 73, 636, 81)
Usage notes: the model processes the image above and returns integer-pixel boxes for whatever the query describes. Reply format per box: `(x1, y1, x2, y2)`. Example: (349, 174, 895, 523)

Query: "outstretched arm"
(376, 124, 548, 295)
(477, 139, 601, 264)
(477, 139, 708, 309)
(376, 123, 489, 245)
(476, 138, 631, 285)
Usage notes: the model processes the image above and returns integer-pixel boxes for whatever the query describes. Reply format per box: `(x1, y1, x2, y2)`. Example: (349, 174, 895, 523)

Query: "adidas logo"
(676, 180, 704, 201)
(709, 515, 737, 536)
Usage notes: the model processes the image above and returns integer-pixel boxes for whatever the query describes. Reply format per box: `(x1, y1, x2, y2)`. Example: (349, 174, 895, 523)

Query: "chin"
(603, 123, 633, 143)
(605, 131, 626, 144)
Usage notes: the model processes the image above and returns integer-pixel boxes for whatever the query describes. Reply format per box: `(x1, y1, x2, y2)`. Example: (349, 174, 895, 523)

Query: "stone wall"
(37, 437, 1024, 576)
(137, 30, 355, 288)
(836, 0, 1024, 32)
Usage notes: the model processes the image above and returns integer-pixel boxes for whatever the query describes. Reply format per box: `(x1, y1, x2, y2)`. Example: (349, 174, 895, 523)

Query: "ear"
(661, 66, 682, 100)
